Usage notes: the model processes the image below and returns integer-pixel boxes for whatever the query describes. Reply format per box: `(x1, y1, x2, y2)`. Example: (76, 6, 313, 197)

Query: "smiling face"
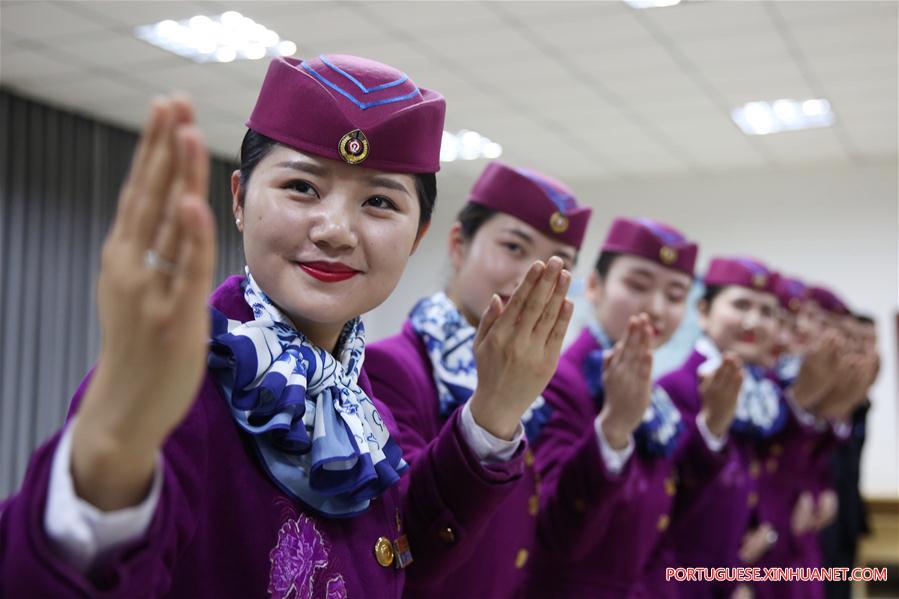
(445, 211, 576, 325)
(232, 145, 426, 350)
(700, 285, 780, 365)
(588, 254, 692, 348)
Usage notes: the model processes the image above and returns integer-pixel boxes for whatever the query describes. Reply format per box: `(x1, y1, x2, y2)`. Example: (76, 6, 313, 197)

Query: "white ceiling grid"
(0, 0, 895, 181)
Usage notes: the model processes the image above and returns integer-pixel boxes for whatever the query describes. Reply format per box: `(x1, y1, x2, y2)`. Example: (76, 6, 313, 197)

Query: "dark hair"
(455, 202, 498, 241)
(238, 129, 437, 228)
(853, 312, 876, 325)
(701, 284, 725, 307)
(594, 251, 620, 280)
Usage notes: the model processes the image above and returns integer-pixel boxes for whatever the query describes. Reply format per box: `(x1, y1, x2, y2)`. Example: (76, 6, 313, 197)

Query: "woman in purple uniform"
(365, 160, 591, 598)
(0, 55, 572, 598)
(524, 218, 745, 598)
(655, 258, 851, 599)
(751, 282, 877, 599)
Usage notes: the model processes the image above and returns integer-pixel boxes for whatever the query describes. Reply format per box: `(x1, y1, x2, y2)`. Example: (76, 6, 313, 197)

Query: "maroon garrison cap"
(467, 161, 592, 249)
(704, 257, 780, 295)
(601, 217, 698, 276)
(774, 276, 809, 313)
(808, 285, 850, 315)
(247, 55, 446, 173)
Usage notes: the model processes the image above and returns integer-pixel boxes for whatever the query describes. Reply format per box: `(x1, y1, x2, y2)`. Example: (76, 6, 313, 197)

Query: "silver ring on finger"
(144, 249, 177, 275)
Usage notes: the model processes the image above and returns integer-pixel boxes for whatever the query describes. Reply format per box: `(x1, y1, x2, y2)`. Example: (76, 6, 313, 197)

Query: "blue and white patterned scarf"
(695, 337, 786, 439)
(583, 322, 684, 457)
(408, 292, 553, 444)
(774, 353, 802, 388)
(208, 270, 407, 518)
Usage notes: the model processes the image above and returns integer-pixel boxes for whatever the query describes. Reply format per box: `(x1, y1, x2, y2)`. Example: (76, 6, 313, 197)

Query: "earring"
(236, 217, 241, 226)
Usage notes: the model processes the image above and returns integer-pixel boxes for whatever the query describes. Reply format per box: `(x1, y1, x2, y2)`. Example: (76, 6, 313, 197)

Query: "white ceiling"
(1, 0, 896, 181)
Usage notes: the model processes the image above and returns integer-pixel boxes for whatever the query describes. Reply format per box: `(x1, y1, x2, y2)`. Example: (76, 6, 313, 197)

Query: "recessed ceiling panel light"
(440, 130, 502, 163)
(731, 98, 835, 135)
(622, 0, 682, 9)
(135, 12, 297, 63)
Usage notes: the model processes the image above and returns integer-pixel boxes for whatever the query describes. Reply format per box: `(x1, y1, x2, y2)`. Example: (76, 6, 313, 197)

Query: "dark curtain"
(0, 88, 243, 497)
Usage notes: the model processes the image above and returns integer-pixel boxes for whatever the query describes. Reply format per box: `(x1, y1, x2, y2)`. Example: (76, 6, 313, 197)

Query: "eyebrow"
(502, 228, 535, 246)
(368, 175, 412, 196)
(275, 160, 330, 177)
(626, 267, 656, 279)
(553, 248, 576, 263)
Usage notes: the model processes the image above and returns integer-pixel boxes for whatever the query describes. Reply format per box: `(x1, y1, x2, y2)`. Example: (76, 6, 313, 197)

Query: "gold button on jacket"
(375, 537, 395, 568)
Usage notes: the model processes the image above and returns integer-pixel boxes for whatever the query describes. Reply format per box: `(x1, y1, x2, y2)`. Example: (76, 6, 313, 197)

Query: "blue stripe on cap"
(735, 258, 768, 275)
(302, 60, 421, 111)
(635, 218, 685, 245)
(515, 168, 577, 214)
(320, 55, 409, 93)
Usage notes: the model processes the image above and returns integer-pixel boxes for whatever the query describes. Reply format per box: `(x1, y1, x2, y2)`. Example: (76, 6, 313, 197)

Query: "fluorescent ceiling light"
(731, 98, 835, 135)
(622, 0, 682, 9)
(135, 12, 297, 63)
(440, 130, 502, 162)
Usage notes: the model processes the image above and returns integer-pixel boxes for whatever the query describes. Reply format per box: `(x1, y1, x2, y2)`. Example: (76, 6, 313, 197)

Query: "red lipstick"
(298, 261, 360, 283)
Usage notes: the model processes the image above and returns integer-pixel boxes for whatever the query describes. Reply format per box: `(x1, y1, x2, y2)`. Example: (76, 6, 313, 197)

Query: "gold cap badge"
(659, 246, 678, 265)
(549, 211, 569, 234)
(339, 129, 369, 165)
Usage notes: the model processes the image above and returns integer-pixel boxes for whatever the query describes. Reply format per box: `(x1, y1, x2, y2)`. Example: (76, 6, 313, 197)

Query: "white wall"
(366, 159, 898, 499)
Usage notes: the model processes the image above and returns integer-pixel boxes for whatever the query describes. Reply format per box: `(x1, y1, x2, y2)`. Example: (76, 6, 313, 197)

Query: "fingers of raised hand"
(129, 97, 195, 250)
(533, 268, 571, 341)
(546, 298, 574, 358)
(517, 257, 564, 333)
(618, 316, 642, 364)
(163, 198, 216, 318)
(496, 261, 545, 332)
(473, 294, 503, 352)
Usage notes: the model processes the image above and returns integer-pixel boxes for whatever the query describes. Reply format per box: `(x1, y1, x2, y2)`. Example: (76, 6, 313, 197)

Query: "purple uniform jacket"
(656, 349, 761, 599)
(752, 406, 845, 599)
(524, 329, 730, 599)
(0, 276, 523, 598)
(366, 321, 537, 599)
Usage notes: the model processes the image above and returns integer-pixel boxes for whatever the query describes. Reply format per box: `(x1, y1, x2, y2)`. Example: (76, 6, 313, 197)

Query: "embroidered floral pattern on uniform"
(268, 514, 329, 599)
(326, 575, 348, 599)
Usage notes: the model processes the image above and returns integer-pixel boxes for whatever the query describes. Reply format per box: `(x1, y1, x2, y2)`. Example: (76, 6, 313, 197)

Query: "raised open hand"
(739, 522, 776, 564)
(792, 329, 841, 409)
(699, 351, 744, 437)
(812, 490, 839, 531)
(469, 257, 573, 440)
(791, 491, 816, 536)
(71, 96, 216, 510)
(599, 314, 654, 450)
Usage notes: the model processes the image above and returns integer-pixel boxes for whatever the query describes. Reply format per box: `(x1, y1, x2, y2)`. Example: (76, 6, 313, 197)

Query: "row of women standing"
(0, 54, 879, 598)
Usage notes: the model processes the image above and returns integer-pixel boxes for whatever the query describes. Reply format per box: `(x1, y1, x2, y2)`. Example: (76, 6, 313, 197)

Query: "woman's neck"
(290, 315, 346, 354)
(444, 284, 480, 328)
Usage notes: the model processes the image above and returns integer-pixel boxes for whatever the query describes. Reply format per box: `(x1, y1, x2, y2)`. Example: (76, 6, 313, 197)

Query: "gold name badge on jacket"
(375, 508, 413, 569)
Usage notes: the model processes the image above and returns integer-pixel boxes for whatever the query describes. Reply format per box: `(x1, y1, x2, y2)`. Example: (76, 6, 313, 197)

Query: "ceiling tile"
(71, 0, 224, 28)
(44, 34, 182, 68)
(495, 1, 629, 22)
(0, 48, 85, 84)
(1, 1, 111, 38)
(14, 75, 146, 112)
(774, 0, 897, 28)
(529, 11, 656, 52)
(357, 1, 502, 34)
(2, 0, 894, 181)
(638, 0, 771, 40)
